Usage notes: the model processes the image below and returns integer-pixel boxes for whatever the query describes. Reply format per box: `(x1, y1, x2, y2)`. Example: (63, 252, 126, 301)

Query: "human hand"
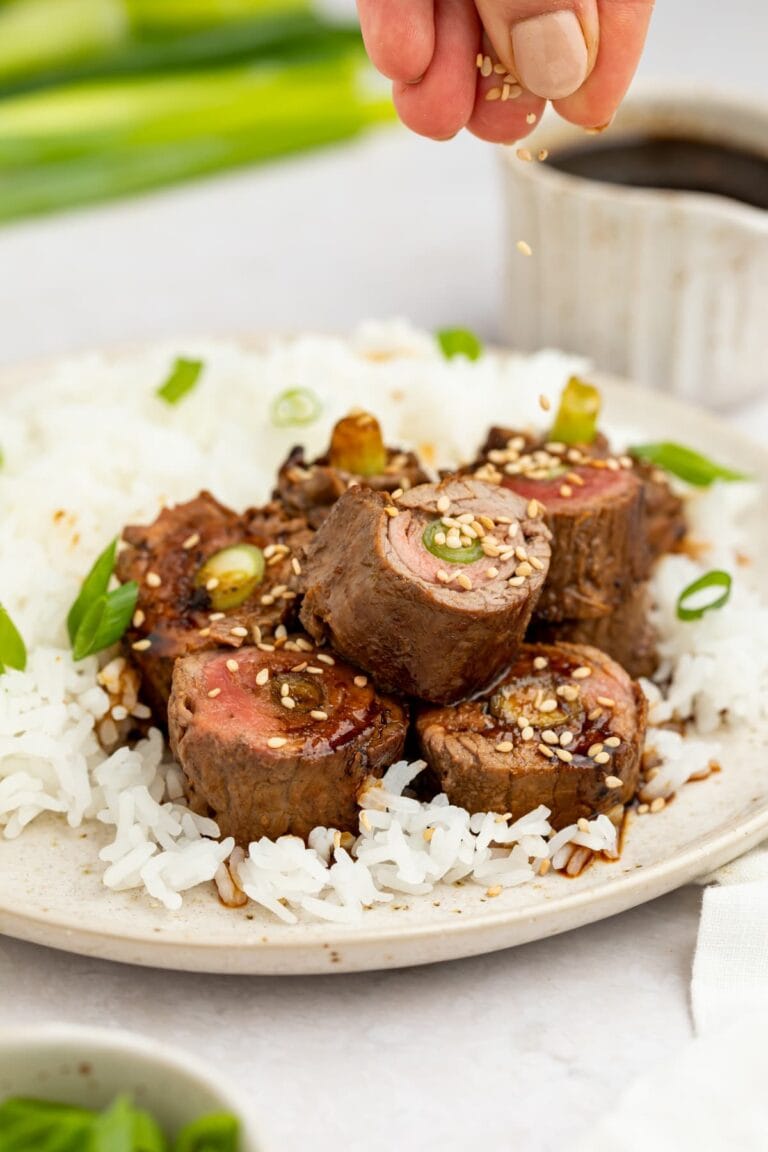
(356, 0, 654, 143)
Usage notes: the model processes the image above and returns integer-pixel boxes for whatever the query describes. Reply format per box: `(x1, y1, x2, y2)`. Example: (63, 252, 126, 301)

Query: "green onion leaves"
(156, 357, 204, 405)
(631, 442, 749, 487)
(270, 387, 322, 427)
(550, 376, 601, 445)
(436, 328, 483, 362)
(0, 1094, 240, 1151)
(676, 569, 732, 621)
(67, 537, 138, 661)
(0, 603, 27, 673)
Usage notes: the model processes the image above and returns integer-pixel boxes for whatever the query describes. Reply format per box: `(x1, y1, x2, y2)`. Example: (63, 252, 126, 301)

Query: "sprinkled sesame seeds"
(516, 147, 532, 162)
(555, 748, 573, 762)
(317, 653, 335, 665)
(557, 685, 580, 702)
(131, 638, 151, 651)
(480, 55, 493, 77)
(588, 743, 604, 757)
(310, 709, 328, 721)
(391, 487, 404, 500)
(508, 575, 526, 587)
(539, 698, 557, 713)
(182, 533, 200, 550)
(650, 797, 666, 814)
(206, 577, 219, 592)
(257, 642, 275, 652)
(517, 240, 533, 256)
(198, 627, 211, 637)
(486, 885, 503, 898)
(538, 858, 551, 876)
(486, 86, 502, 101)
(605, 775, 623, 788)
(526, 112, 537, 124)
(207, 687, 222, 698)
(306, 666, 324, 675)
(111, 705, 128, 721)
(281, 697, 296, 710)
(559, 484, 573, 499)
(515, 562, 533, 577)
(354, 675, 368, 688)
(230, 626, 248, 638)
(475, 52, 483, 68)
(577, 817, 590, 833)
(436, 569, 451, 584)
(495, 741, 513, 753)
(267, 736, 287, 749)
(146, 571, 161, 588)
(457, 574, 473, 591)
(226, 659, 239, 673)
(521, 726, 534, 741)
(493, 62, 506, 74)
(436, 495, 451, 513)
(541, 730, 558, 745)
(588, 707, 603, 721)
(385, 506, 399, 518)
(559, 731, 573, 747)
(485, 566, 499, 579)
(538, 743, 555, 759)
(597, 696, 616, 709)
(572, 666, 592, 680)
(294, 637, 313, 651)
(209, 612, 225, 622)
(605, 736, 621, 748)
(527, 499, 542, 519)
(280, 682, 290, 697)
(256, 667, 269, 686)
(637, 803, 650, 815)
(260, 594, 275, 606)
(291, 557, 302, 575)
(291, 662, 308, 673)
(538, 148, 549, 161)
(132, 609, 145, 628)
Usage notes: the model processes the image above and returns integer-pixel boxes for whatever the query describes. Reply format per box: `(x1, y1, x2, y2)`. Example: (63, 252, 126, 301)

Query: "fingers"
(553, 0, 654, 127)
(357, 0, 436, 84)
(474, 0, 599, 100)
(393, 0, 480, 141)
(468, 35, 546, 143)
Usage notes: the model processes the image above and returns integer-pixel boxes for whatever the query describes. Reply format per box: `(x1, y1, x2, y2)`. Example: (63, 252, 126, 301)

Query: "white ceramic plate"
(0, 348, 766, 975)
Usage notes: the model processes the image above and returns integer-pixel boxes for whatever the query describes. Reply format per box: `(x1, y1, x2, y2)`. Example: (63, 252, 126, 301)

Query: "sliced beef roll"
(276, 410, 429, 528)
(528, 583, 658, 680)
(300, 478, 551, 704)
(473, 428, 650, 622)
(631, 457, 687, 560)
(117, 491, 312, 721)
(416, 642, 647, 829)
(168, 643, 408, 843)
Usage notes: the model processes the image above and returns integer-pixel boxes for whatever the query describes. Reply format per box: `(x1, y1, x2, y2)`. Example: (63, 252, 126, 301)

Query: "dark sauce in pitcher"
(547, 135, 768, 211)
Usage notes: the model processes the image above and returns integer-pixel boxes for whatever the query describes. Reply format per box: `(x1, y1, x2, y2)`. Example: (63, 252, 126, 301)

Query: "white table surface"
(1, 3, 767, 1149)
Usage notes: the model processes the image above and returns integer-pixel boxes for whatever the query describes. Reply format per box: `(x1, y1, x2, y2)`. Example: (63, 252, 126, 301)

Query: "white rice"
(0, 324, 760, 921)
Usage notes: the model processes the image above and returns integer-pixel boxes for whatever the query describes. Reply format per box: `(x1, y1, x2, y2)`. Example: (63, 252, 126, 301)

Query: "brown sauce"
(547, 135, 768, 211)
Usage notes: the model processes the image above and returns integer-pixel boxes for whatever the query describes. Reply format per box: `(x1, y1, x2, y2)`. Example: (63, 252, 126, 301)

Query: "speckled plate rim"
(0, 338, 766, 975)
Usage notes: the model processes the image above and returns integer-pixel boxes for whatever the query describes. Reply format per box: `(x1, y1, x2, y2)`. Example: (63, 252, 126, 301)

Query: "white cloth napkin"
(576, 848, 768, 1151)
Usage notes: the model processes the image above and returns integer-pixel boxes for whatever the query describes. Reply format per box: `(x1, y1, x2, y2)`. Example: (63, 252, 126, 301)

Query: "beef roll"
(117, 491, 311, 721)
(416, 642, 647, 829)
(276, 410, 429, 528)
(168, 643, 408, 843)
(300, 478, 551, 704)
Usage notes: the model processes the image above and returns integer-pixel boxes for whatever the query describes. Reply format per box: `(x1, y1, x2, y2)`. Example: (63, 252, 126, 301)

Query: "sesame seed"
(209, 612, 225, 621)
(485, 566, 499, 579)
(198, 627, 211, 637)
(436, 569, 450, 584)
(317, 653, 335, 665)
(291, 557, 302, 576)
(559, 485, 573, 499)
(572, 666, 592, 680)
(391, 488, 404, 500)
(475, 52, 483, 69)
(132, 609, 145, 628)
(306, 666, 324, 675)
(588, 707, 603, 721)
(486, 885, 503, 898)
(267, 736, 287, 749)
(256, 668, 269, 686)
(638, 803, 650, 815)
(260, 594, 275, 606)
(310, 709, 328, 721)
(493, 62, 506, 74)
(605, 775, 623, 788)
(555, 748, 573, 762)
(131, 639, 151, 651)
(507, 523, 519, 538)
(527, 501, 542, 522)
(111, 705, 128, 722)
(207, 687, 221, 698)
(588, 743, 604, 757)
(650, 797, 666, 814)
(560, 731, 573, 746)
(517, 240, 533, 256)
(522, 726, 534, 741)
(577, 817, 590, 833)
(423, 827, 434, 842)
(495, 741, 514, 753)
(226, 659, 239, 673)
(557, 685, 580, 702)
(486, 86, 502, 102)
(541, 730, 558, 745)
(516, 715, 529, 729)
(385, 506, 399, 518)
(481, 55, 493, 77)
(597, 696, 616, 709)
(457, 574, 473, 591)
(515, 562, 533, 577)
(294, 637, 314, 651)
(538, 744, 555, 758)
(182, 533, 200, 550)
(230, 626, 248, 638)
(538, 148, 549, 162)
(508, 576, 526, 587)
(280, 682, 290, 698)
(515, 546, 529, 561)
(257, 643, 275, 654)
(146, 571, 161, 588)
(354, 675, 368, 688)
(539, 698, 557, 713)
(436, 496, 451, 514)
(605, 736, 621, 748)
(206, 577, 219, 591)
(281, 697, 296, 710)
(595, 752, 611, 765)
(526, 112, 537, 124)
(516, 148, 532, 162)
(538, 858, 551, 876)
(291, 662, 308, 673)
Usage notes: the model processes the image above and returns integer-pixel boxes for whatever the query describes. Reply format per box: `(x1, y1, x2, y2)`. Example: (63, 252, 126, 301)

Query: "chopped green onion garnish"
(329, 411, 386, 476)
(270, 387, 322, 428)
(436, 327, 483, 362)
(423, 520, 484, 566)
(631, 442, 749, 487)
(174, 1111, 240, 1152)
(156, 357, 204, 405)
(195, 543, 265, 611)
(68, 538, 138, 660)
(0, 603, 27, 673)
(550, 376, 601, 445)
(676, 569, 732, 621)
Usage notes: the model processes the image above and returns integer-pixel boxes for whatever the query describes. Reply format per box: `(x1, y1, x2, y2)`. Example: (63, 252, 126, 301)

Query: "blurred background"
(0, 0, 765, 366)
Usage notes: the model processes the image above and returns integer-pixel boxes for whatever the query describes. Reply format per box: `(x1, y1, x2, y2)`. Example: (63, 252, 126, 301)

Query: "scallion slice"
(68, 538, 138, 660)
(0, 604, 27, 673)
(270, 387, 322, 427)
(550, 376, 601, 445)
(423, 520, 484, 566)
(67, 537, 117, 643)
(174, 1111, 240, 1152)
(676, 569, 732, 621)
(436, 327, 483, 362)
(156, 357, 204, 405)
(631, 442, 749, 486)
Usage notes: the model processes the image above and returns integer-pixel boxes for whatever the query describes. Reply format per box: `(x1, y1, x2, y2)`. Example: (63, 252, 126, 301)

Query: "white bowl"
(0, 1024, 262, 1150)
(500, 84, 768, 409)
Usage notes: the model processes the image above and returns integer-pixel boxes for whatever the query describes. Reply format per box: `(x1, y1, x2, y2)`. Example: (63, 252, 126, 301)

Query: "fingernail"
(511, 10, 588, 101)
